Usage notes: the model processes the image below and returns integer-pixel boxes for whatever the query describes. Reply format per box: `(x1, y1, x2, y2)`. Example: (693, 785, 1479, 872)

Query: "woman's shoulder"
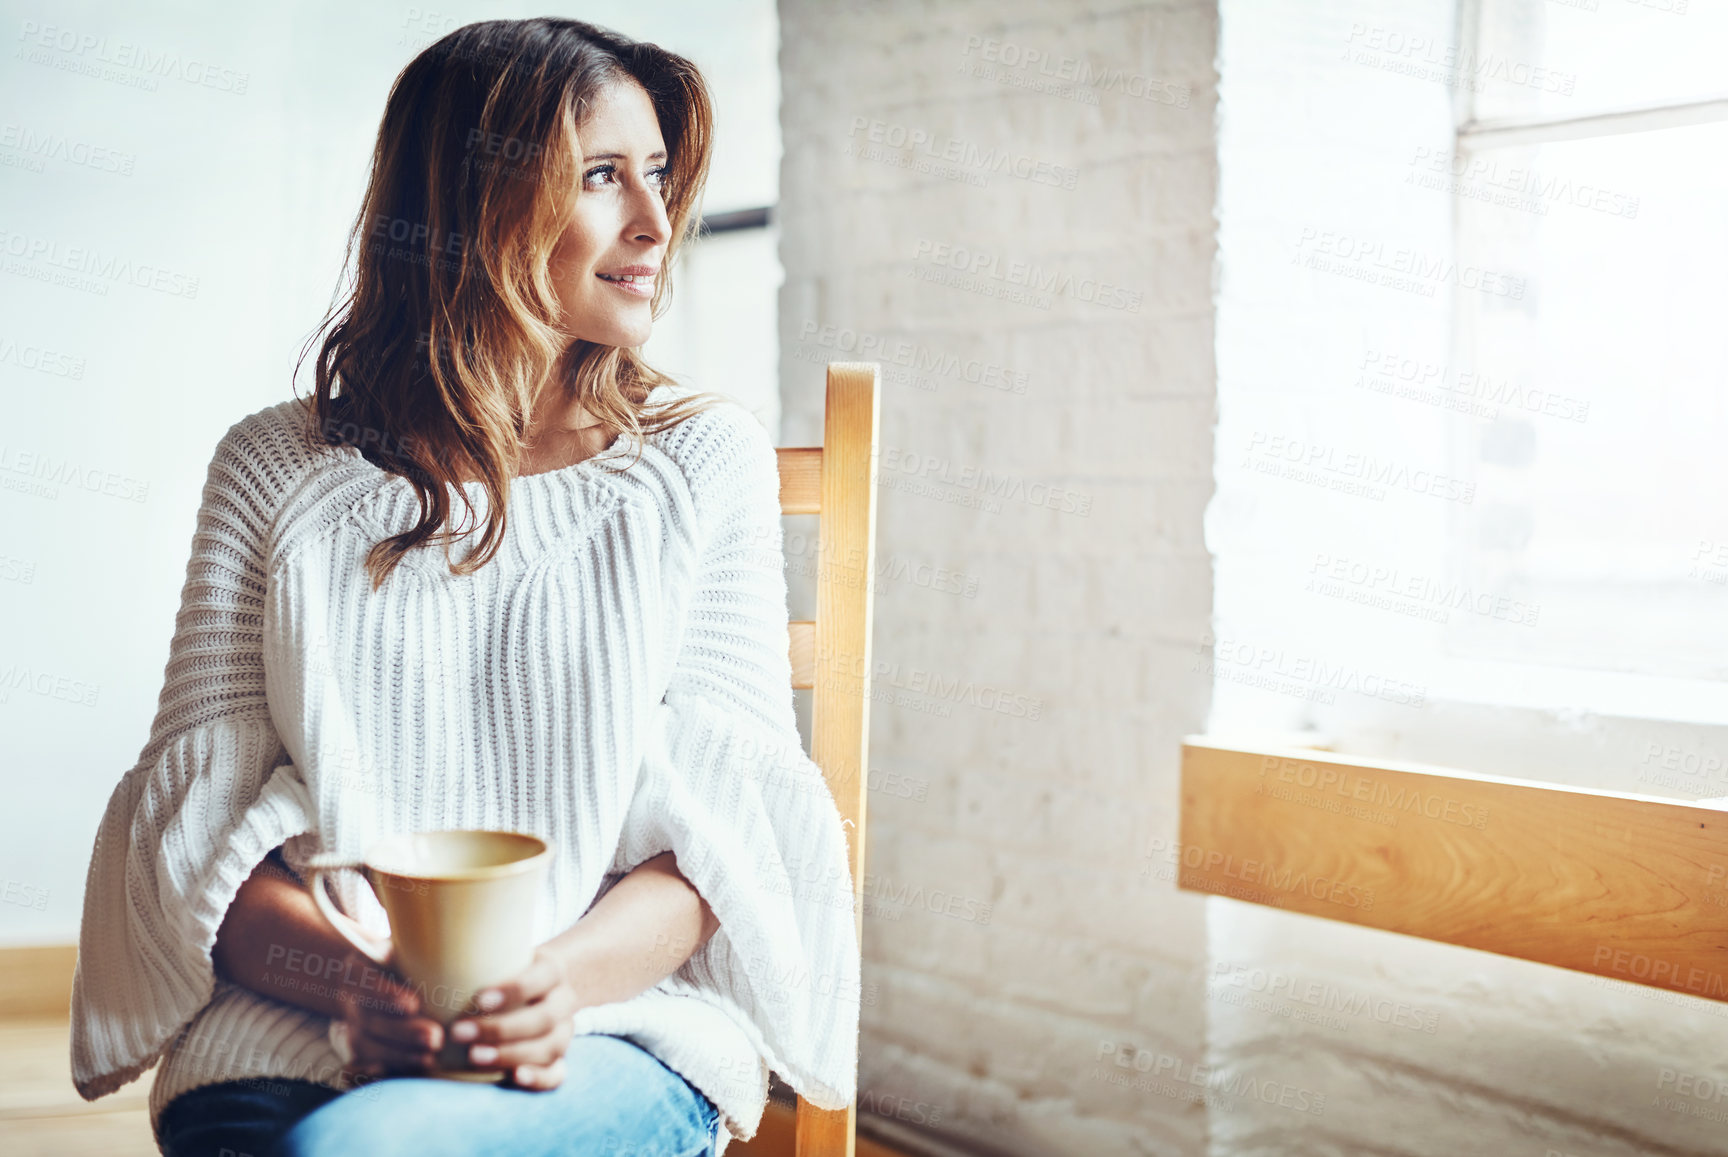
(640, 385, 777, 504)
(213, 395, 336, 475)
(201, 396, 356, 535)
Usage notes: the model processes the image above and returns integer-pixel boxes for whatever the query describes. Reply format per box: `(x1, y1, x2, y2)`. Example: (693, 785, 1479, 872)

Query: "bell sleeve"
(610, 404, 863, 1111)
(69, 414, 318, 1101)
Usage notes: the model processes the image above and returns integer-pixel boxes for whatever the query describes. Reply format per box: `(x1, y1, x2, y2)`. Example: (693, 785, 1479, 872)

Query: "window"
(1447, 0, 1728, 709)
(1213, 0, 1728, 753)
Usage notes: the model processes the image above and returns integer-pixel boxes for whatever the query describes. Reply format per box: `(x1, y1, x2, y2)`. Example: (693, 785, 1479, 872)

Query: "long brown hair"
(298, 18, 726, 589)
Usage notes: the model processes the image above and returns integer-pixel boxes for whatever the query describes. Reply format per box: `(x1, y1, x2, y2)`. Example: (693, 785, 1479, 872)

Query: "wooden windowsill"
(1177, 736, 1728, 1001)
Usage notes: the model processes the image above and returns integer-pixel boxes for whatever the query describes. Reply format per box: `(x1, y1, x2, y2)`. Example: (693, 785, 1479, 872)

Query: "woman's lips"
(597, 271, 655, 297)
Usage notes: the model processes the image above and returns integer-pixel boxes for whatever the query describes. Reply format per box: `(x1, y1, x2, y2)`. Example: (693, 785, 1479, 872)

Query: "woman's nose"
(628, 185, 671, 246)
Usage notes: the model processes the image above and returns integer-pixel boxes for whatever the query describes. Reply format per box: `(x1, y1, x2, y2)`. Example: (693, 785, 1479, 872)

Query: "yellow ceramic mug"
(306, 830, 554, 1081)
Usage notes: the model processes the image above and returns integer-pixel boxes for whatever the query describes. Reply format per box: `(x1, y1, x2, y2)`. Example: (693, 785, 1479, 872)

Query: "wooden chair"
(774, 363, 880, 1157)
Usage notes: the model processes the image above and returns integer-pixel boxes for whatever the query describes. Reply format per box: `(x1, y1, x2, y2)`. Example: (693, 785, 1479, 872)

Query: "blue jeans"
(156, 1034, 721, 1157)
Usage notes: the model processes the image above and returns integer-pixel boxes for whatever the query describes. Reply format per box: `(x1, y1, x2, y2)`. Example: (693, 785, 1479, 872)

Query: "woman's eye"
(581, 164, 670, 191)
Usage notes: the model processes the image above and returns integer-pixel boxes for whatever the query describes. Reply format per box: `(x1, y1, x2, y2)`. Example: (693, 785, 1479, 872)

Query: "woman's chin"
(569, 317, 652, 349)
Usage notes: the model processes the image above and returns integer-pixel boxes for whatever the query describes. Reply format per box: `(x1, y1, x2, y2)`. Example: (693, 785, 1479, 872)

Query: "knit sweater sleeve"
(69, 406, 319, 1101)
(614, 401, 862, 1111)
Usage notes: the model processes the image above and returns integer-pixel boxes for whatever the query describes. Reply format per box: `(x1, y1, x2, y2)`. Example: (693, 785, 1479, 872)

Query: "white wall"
(778, 1, 1219, 1153)
(0, 0, 779, 946)
(644, 224, 784, 432)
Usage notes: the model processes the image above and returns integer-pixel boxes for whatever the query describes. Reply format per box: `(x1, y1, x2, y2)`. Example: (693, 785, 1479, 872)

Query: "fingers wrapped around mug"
(451, 998, 574, 1067)
(448, 948, 577, 1087)
(336, 966, 445, 1077)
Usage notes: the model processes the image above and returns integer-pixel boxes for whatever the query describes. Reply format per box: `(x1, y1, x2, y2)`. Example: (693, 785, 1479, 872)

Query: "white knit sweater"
(68, 386, 861, 1153)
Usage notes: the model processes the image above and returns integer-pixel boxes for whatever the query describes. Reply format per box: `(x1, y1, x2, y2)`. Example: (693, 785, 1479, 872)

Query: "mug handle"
(304, 852, 392, 969)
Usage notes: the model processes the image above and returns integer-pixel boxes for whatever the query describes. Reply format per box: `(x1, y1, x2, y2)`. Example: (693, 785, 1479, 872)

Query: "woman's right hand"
(216, 848, 445, 1077)
(332, 946, 447, 1079)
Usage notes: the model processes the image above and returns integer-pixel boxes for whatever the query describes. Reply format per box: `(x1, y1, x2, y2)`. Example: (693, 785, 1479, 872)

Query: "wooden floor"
(0, 1014, 910, 1157)
(0, 1016, 158, 1156)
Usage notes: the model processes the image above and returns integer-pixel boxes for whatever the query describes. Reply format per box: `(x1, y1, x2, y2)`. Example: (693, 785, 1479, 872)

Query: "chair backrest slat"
(773, 363, 879, 1157)
(776, 447, 825, 514)
(788, 621, 816, 690)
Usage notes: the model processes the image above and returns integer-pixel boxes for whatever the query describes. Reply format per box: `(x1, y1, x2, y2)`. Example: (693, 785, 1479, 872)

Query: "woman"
(67, 18, 860, 1157)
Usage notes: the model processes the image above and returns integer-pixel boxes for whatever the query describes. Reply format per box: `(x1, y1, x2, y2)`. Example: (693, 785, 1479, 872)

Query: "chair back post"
(792, 363, 880, 1157)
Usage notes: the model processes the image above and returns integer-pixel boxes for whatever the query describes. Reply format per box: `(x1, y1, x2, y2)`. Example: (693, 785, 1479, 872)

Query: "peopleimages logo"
(875, 444, 1092, 517)
(1306, 552, 1540, 629)
(0, 227, 199, 299)
(912, 239, 1144, 313)
(15, 19, 251, 94)
(1342, 24, 1577, 96)
(1195, 633, 1428, 709)
(813, 641, 1044, 720)
(846, 117, 1079, 189)
(1209, 961, 1441, 1034)
(1405, 145, 1639, 220)
(862, 873, 992, 925)
(1357, 348, 1590, 424)
(1637, 740, 1728, 795)
(0, 661, 100, 708)
(1592, 945, 1728, 998)
(1242, 431, 1476, 506)
(1094, 1041, 1326, 1115)
(0, 122, 135, 175)
(1293, 227, 1526, 300)
(368, 213, 470, 258)
(2, 879, 49, 911)
(0, 334, 86, 379)
(0, 443, 149, 503)
(1258, 755, 1489, 831)
(796, 321, 1030, 395)
(1143, 836, 1377, 912)
(960, 36, 1192, 108)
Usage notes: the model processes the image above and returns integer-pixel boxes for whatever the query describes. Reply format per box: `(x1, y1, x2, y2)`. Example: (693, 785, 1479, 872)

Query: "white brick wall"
(778, 2, 1219, 1153)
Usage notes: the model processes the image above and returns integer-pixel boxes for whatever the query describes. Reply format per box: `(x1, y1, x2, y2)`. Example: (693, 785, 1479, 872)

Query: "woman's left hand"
(448, 945, 579, 1090)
